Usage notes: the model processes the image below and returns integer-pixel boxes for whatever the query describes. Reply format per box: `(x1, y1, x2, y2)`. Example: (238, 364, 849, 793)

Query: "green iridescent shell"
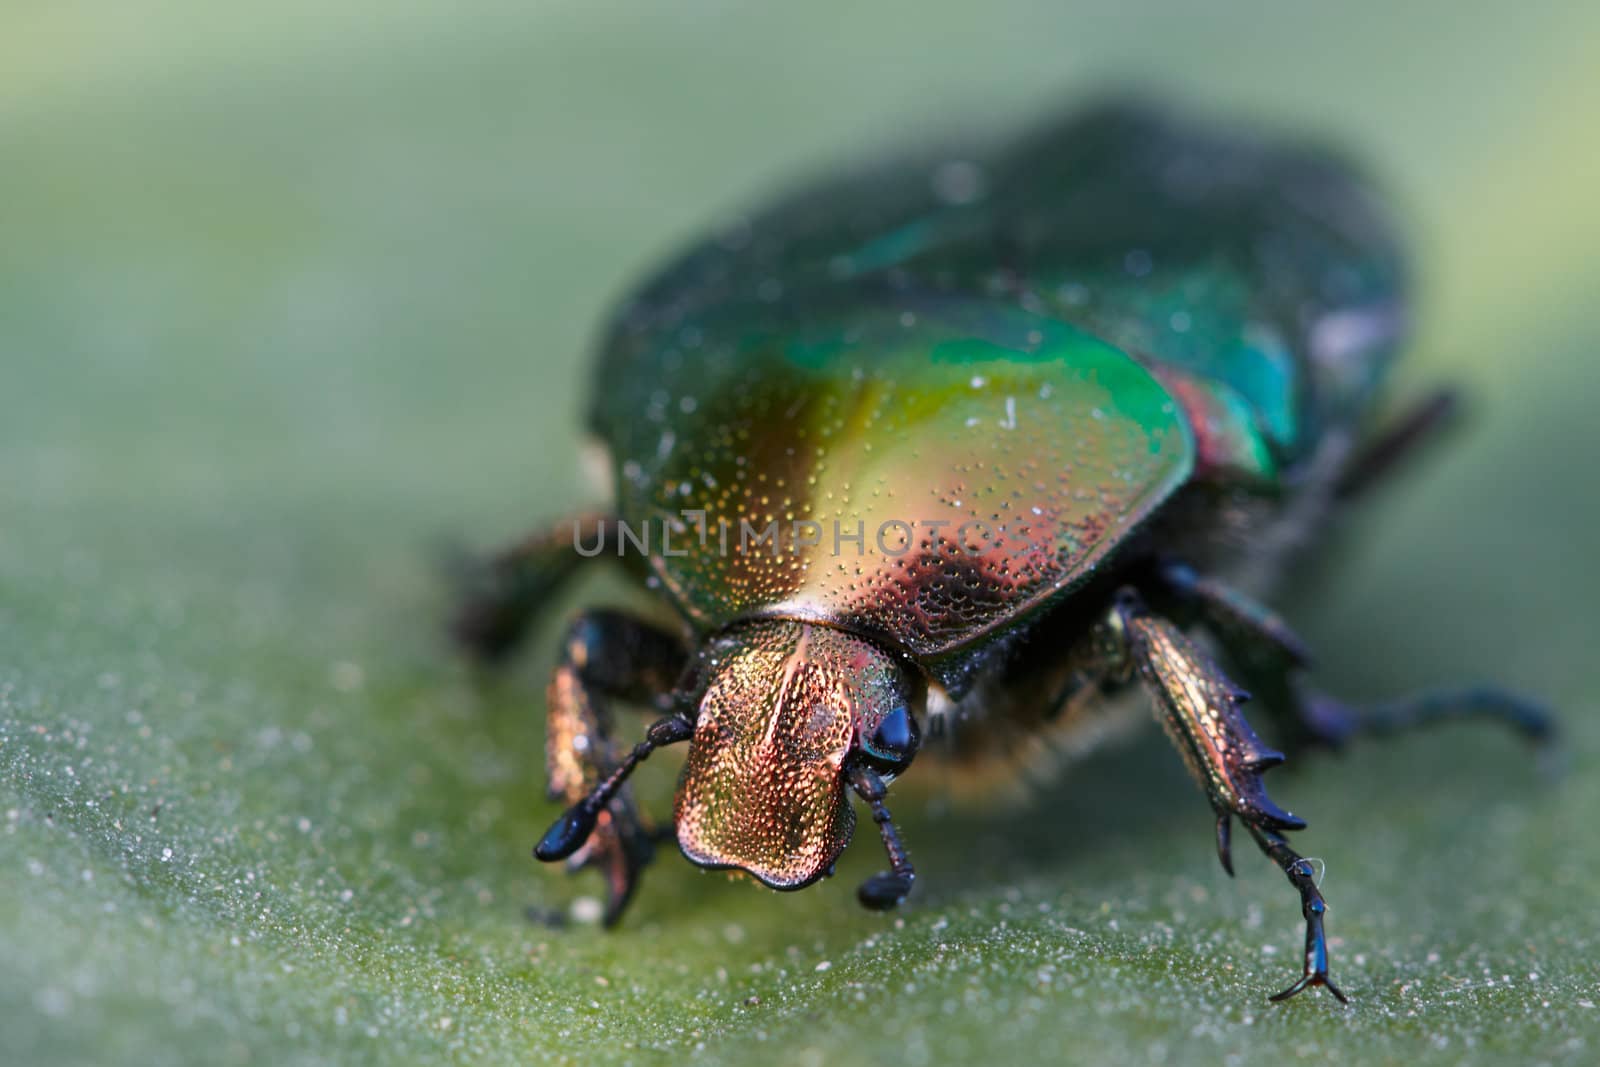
(590, 102, 1406, 658)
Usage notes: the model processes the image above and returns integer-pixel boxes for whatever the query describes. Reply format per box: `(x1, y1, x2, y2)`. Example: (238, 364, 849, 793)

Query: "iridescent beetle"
(453, 102, 1551, 1003)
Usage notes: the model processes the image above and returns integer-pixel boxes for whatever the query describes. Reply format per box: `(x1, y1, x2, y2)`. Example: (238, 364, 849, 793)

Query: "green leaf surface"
(4, 4, 1598, 1065)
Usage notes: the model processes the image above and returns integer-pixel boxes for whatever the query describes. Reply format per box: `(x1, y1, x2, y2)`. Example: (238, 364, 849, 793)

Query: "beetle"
(452, 101, 1551, 1003)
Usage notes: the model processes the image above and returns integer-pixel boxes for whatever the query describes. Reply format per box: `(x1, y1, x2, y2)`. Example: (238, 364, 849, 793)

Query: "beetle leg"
(535, 609, 691, 924)
(1335, 388, 1460, 501)
(1157, 559, 1312, 668)
(1159, 561, 1556, 753)
(846, 764, 916, 909)
(450, 512, 614, 663)
(1247, 824, 1345, 1004)
(1285, 682, 1555, 754)
(1100, 589, 1345, 1004)
(1155, 561, 1555, 754)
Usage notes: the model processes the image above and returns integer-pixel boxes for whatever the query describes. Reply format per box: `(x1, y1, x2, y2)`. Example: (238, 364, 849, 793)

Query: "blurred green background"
(4, 3, 1598, 1065)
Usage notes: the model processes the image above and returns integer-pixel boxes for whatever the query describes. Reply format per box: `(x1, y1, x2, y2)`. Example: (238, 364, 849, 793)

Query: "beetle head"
(675, 619, 922, 893)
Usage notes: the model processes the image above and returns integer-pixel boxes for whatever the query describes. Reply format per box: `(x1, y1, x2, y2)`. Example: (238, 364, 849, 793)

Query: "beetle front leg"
(451, 512, 615, 663)
(541, 609, 690, 924)
(1099, 590, 1345, 1004)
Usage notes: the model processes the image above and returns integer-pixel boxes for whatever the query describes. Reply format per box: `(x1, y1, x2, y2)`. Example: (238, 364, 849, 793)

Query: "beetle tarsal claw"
(1271, 972, 1349, 1006)
(575, 810, 658, 927)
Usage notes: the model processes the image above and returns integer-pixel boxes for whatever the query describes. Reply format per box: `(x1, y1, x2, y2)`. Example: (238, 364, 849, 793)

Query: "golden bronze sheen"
(676, 621, 910, 889)
(451, 102, 1552, 1005)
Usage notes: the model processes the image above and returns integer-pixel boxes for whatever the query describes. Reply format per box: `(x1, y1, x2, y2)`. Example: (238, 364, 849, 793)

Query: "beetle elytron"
(453, 102, 1551, 1003)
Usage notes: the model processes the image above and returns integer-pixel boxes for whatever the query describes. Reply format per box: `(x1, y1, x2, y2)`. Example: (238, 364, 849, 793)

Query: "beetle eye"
(861, 705, 919, 773)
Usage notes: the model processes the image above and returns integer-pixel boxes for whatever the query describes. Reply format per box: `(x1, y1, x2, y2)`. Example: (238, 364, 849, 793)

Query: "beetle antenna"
(534, 714, 694, 863)
(846, 764, 916, 909)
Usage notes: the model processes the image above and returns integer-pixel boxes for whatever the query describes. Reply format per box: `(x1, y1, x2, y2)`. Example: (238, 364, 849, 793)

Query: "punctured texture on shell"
(675, 621, 907, 888)
(592, 102, 1407, 655)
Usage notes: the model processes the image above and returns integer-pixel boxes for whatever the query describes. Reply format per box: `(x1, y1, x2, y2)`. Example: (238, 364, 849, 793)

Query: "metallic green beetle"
(453, 102, 1551, 1003)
